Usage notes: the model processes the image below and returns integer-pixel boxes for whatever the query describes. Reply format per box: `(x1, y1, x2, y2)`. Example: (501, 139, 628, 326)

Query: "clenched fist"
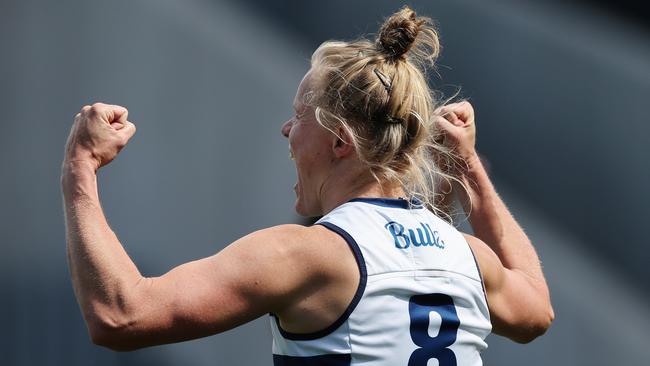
(63, 103, 136, 172)
(434, 101, 478, 164)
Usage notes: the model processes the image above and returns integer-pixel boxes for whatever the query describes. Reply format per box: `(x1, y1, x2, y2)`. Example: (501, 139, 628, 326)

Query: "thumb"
(109, 106, 129, 130)
(443, 110, 463, 127)
(118, 120, 137, 141)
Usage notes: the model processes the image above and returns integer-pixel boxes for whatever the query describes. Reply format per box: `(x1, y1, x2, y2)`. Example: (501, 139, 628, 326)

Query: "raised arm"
(61, 103, 340, 351)
(62, 103, 143, 346)
(434, 101, 554, 343)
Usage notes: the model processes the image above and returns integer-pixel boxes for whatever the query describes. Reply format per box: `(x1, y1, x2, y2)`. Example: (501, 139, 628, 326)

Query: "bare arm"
(457, 154, 546, 286)
(435, 102, 554, 343)
(62, 160, 145, 346)
(62, 104, 143, 342)
(459, 158, 553, 343)
(61, 103, 329, 351)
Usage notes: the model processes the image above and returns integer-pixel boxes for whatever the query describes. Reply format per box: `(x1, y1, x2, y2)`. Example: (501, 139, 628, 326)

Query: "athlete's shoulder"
(248, 224, 312, 243)
(248, 224, 342, 248)
(241, 224, 350, 273)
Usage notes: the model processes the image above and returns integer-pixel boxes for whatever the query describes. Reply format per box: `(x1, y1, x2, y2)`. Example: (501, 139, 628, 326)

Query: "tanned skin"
(62, 81, 552, 350)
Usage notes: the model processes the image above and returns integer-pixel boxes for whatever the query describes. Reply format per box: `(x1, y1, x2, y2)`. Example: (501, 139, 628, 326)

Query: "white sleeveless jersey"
(270, 197, 491, 366)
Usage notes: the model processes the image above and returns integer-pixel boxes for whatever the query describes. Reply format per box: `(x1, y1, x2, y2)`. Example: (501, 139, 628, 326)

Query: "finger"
(112, 105, 128, 123)
(104, 104, 128, 127)
(109, 106, 129, 130)
(87, 103, 128, 126)
(118, 120, 137, 141)
(451, 101, 473, 124)
(441, 101, 473, 125)
(433, 116, 452, 145)
(433, 115, 460, 135)
(438, 107, 462, 126)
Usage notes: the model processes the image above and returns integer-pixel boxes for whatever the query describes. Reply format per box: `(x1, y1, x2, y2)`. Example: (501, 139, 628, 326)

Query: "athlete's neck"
(318, 159, 405, 215)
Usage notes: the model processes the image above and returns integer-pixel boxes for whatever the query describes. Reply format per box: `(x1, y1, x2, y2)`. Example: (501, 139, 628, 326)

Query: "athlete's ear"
(332, 125, 354, 159)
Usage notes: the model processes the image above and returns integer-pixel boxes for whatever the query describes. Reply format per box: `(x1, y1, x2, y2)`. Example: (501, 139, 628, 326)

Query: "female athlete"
(62, 6, 553, 365)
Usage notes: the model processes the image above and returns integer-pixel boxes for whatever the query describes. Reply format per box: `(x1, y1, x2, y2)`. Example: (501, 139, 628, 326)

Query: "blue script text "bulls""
(384, 221, 445, 250)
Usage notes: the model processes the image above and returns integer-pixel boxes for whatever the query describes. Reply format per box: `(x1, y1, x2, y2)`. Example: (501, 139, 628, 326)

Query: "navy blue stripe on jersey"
(272, 222, 367, 341)
(466, 241, 490, 308)
(273, 353, 351, 366)
(348, 197, 423, 209)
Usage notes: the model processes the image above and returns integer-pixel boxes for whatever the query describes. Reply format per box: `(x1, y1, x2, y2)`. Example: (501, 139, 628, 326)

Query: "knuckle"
(90, 102, 105, 114)
(119, 135, 131, 147)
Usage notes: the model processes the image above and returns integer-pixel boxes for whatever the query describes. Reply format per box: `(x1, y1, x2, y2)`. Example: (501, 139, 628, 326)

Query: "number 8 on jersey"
(408, 293, 460, 366)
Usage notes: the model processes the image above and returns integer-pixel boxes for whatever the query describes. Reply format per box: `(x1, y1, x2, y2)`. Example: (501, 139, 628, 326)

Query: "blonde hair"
(307, 6, 465, 222)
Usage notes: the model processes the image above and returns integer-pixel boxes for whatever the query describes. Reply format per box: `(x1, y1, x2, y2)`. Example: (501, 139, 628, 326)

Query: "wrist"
(463, 151, 483, 173)
(61, 159, 98, 198)
(453, 150, 482, 176)
(453, 151, 485, 194)
(62, 145, 99, 173)
(62, 158, 97, 177)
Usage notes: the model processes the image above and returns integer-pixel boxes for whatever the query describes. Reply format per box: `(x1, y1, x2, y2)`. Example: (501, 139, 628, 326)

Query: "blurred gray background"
(1, 0, 648, 365)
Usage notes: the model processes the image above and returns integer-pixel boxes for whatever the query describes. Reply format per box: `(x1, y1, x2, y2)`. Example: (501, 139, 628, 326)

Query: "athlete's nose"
(281, 118, 293, 138)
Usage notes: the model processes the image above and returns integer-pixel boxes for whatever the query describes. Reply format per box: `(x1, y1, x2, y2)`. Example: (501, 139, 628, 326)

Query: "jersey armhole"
(465, 237, 491, 316)
(271, 222, 368, 341)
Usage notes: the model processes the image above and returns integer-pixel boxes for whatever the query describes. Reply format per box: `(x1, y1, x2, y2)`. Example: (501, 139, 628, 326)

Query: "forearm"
(456, 154, 545, 283)
(434, 103, 552, 337)
(62, 160, 142, 327)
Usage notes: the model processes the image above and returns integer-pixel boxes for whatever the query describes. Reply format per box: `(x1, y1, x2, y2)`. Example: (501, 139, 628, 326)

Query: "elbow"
(84, 281, 153, 351)
(511, 306, 555, 344)
(87, 312, 141, 352)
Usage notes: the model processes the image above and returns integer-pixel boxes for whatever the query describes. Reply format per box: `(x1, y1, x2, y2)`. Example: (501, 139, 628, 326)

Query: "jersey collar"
(348, 197, 424, 209)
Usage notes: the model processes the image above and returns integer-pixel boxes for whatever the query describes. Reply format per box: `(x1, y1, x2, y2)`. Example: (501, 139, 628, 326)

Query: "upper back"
(270, 197, 491, 366)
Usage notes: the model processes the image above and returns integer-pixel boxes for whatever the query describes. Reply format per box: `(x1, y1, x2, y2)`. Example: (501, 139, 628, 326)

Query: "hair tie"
(385, 115, 404, 125)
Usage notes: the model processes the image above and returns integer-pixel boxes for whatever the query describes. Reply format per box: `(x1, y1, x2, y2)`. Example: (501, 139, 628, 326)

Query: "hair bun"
(377, 6, 426, 59)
